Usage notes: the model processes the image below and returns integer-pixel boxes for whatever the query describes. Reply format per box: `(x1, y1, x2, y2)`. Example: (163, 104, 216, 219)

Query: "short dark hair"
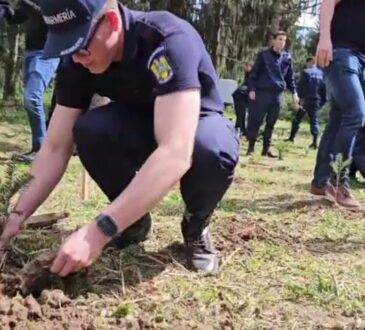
(272, 31, 287, 39)
(306, 56, 315, 63)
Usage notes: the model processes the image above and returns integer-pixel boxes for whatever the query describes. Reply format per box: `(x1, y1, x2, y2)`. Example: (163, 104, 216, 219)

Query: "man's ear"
(105, 11, 120, 32)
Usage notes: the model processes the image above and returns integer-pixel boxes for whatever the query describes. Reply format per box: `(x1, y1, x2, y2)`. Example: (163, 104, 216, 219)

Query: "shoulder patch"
(147, 46, 174, 85)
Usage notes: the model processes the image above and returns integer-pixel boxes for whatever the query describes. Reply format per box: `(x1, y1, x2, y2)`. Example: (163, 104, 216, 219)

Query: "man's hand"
(316, 37, 333, 67)
(50, 221, 110, 277)
(249, 91, 256, 101)
(293, 93, 299, 105)
(292, 93, 300, 111)
(0, 213, 25, 251)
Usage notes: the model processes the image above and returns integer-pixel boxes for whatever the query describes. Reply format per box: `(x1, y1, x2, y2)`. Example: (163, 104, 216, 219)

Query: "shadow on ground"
(219, 193, 334, 215)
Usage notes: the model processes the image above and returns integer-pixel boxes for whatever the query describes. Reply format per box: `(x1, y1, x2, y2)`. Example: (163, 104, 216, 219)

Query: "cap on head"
(39, 0, 108, 58)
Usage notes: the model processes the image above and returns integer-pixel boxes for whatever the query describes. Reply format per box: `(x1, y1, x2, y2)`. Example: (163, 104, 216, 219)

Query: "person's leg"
(180, 114, 239, 273)
(11, 53, 32, 162)
(73, 103, 156, 248)
(312, 49, 365, 208)
(307, 103, 321, 149)
(241, 100, 248, 136)
(246, 91, 270, 154)
(287, 107, 306, 142)
(262, 92, 282, 157)
(351, 127, 365, 179)
(330, 52, 365, 188)
(233, 98, 242, 132)
(22, 51, 59, 159)
(312, 99, 341, 192)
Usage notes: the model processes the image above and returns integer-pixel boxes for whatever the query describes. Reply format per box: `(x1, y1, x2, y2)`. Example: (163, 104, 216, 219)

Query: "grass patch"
(1, 108, 365, 328)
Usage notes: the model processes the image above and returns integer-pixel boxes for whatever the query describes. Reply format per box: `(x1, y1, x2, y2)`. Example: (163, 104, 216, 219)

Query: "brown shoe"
(336, 186, 361, 210)
(310, 183, 337, 203)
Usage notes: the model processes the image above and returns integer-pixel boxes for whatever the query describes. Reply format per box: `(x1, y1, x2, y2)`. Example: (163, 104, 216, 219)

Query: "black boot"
(309, 135, 318, 149)
(349, 162, 358, 180)
(246, 140, 255, 155)
(181, 210, 218, 274)
(262, 145, 277, 158)
(285, 125, 296, 143)
(107, 214, 152, 249)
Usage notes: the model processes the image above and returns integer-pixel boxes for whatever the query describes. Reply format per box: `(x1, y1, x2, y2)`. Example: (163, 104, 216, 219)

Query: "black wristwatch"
(95, 214, 118, 237)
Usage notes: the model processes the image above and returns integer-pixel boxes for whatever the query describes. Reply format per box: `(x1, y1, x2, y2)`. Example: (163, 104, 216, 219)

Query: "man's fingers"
(0, 239, 8, 251)
(317, 50, 325, 67)
(58, 259, 78, 277)
(50, 251, 68, 274)
(0, 230, 13, 251)
(325, 51, 333, 67)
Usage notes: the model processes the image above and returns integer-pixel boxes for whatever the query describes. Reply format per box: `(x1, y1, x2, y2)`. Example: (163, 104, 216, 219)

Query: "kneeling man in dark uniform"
(0, 0, 239, 276)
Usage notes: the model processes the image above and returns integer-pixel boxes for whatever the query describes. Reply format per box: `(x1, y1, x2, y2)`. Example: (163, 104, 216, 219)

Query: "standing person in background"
(286, 57, 327, 149)
(311, 0, 365, 210)
(0, 0, 59, 163)
(349, 127, 365, 181)
(246, 31, 299, 158)
(232, 63, 252, 137)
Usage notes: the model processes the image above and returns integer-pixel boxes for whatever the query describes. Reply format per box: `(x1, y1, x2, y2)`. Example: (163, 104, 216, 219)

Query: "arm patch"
(147, 46, 174, 85)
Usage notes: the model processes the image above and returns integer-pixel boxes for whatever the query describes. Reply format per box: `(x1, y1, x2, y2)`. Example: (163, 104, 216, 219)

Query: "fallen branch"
(24, 212, 69, 229)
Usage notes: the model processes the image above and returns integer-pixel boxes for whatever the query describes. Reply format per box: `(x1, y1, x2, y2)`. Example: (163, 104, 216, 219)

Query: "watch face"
(96, 215, 117, 237)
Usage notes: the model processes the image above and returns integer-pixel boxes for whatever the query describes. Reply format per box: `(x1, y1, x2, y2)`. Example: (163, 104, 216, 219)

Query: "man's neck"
(112, 12, 125, 63)
(113, 31, 124, 62)
(272, 47, 282, 54)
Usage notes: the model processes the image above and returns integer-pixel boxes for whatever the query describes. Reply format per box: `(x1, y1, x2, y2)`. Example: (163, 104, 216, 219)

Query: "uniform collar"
(270, 47, 283, 56)
(119, 5, 138, 64)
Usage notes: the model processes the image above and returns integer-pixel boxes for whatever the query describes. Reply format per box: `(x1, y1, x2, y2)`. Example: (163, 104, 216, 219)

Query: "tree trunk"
(3, 25, 21, 100)
(270, 2, 282, 34)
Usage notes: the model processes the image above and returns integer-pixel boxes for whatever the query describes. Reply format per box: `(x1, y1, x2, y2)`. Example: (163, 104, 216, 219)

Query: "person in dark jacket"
(232, 63, 252, 137)
(0, 0, 59, 163)
(246, 31, 299, 158)
(287, 57, 327, 149)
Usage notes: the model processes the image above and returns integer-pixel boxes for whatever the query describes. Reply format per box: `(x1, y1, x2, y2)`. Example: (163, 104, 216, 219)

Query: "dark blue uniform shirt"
(56, 5, 223, 115)
(297, 66, 327, 106)
(247, 48, 296, 94)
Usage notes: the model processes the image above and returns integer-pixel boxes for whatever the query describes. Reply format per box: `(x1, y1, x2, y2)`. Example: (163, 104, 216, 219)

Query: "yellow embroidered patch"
(149, 53, 174, 84)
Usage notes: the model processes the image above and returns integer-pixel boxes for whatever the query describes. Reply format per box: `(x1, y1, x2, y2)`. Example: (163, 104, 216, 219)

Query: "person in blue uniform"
(232, 63, 252, 137)
(349, 127, 365, 181)
(246, 31, 299, 158)
(0, 0, 239, 276)
(0, 0, 59, 163)
(311, 0, 365, 210)
(286, 57, 327, 149)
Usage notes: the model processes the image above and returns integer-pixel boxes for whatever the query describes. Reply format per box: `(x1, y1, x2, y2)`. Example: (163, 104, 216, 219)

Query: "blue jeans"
(23, 50, 59, 151)
(247, 90, 282, 147)
(313, 48, 365, 187)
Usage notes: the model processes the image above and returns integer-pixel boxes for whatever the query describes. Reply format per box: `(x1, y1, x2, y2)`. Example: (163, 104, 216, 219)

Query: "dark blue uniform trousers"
(73, 103, 239, 221)
(247, 90, 282, 147)
(350, 127, 365, 178)
(291, 102, 321, 138)
(233, 95, 248, 134)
